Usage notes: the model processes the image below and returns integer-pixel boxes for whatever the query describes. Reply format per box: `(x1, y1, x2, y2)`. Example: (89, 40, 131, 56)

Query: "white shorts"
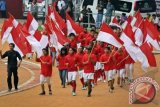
(117, 69, 125, 78)
(78, 70, 84, 79)
(40, 75, 51, 84)
(94, 62, 103, 70)
(83, 73, 94, 82)
(68, 72, 77, 82)
(105, 70, 114, 81)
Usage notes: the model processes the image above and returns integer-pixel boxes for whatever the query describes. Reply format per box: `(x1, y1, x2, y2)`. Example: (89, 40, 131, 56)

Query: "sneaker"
(39, 91, 45, 95)
(87, 94, 91, 97)
(109, 88, 113, 93)
(82, 87, 87, 90)
(8, 89, 11, 92)
(72, 92, 76, 96)
(49, 91, 52, 95)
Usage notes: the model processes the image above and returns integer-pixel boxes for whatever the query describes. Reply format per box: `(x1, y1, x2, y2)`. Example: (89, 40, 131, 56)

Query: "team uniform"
(36, 56, 53, 85)
(100, 53, 114, 82)
(82, 53, 97, 82)
(75, 52, 85, 89)
(65, 53, 78, 95)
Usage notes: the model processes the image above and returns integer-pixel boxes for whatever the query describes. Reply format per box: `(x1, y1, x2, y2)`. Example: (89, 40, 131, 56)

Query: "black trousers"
(7, 66, 19, 90)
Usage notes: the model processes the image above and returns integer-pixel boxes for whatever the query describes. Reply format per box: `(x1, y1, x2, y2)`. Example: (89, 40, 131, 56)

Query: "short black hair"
(42, 48, 49, 54)
(69, 33, 76, 37)
(9, 43, 15, 48)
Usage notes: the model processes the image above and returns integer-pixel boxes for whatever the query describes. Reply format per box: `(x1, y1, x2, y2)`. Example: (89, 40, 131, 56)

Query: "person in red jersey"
(124, 49, 135, 83)
(68, 33, 78, 49)
(85, 30, 96, 47)
(82, 47, 97, 97)
(76, 46, 86, 90)
(36, 48, 53, 95)
(78, 29, 88, 47)
(57, 47, 68, 88)
(115, 48, 126, 87)
(65, 48, 78, 96)
(100, 46, 115, 93)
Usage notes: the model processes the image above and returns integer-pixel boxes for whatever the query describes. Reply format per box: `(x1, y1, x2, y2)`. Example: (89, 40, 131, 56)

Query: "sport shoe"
(49, 91, 52, 95)
(72, 92, 76, 96)
(87, 94, 91, 97)
(39, 91, 45, 95)
(82, 87, 87, 90)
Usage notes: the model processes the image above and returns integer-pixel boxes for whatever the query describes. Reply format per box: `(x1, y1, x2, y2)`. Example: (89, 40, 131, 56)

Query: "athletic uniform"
(36, 55, 52, 85)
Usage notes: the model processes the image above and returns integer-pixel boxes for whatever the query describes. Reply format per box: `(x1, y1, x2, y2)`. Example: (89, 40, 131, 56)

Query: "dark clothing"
(7, 67, 18, 90)
(67, 1, 74, 19)
(59, 70, 67, 87)
(97, 4, 104, 14)
(1, 50, 22, 90)
(1, 50, 22, 67)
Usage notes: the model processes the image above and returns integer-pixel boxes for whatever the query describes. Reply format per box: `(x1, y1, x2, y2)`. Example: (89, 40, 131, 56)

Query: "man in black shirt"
(0, 43, 22, 91)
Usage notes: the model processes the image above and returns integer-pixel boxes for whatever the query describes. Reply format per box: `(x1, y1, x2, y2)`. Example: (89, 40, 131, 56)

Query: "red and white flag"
(138, 42, 157, 70)
(144, 20, 160, 50)
(97, 23, 123, 48)
(122, 15, 133, 29)
(34, 30, 49, 49)
(45, 16, 69, 51)
(131, 10, 143, 29)
(48, 6, 67, 34)
(25, 12, 38, 35)
(22, 30, 42, 58)
(120, 23, 135, 46)
(66, 13, 84, 35)
(7, 27, 31, 57)
(109, 16, 121, 28)
(1, 19, 13, 45)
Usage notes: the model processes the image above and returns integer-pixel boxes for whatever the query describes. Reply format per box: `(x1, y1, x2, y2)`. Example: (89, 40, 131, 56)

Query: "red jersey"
(57, 55, 67, 70)
(100, 53, 114, 71)
(82, 53, 97, 73)
(115, 52, 126, 70)
(78, 32, 87, 47)
(37, 56, 52, 77)
(85, 33, 95, 46)
(76, 52, 84, 70)
(65, 54, 78, 72)
(69, 37, 78, 49)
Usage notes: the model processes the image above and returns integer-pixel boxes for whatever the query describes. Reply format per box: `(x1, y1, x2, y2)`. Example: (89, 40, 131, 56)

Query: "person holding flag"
(82, 47, 97, 97)
(35, 48, 53, 95)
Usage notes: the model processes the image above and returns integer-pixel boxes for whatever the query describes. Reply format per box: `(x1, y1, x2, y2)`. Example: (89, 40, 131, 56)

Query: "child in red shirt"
(100, 46, 115, 93)
(65, 48, 78, 96)
(82, 47, 97, 97)
(36, 48, 53, 95)
(75, 46, 86, 90)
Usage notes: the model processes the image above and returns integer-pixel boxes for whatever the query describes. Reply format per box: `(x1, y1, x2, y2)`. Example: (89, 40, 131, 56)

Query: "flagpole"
(117, 55, 129, 66)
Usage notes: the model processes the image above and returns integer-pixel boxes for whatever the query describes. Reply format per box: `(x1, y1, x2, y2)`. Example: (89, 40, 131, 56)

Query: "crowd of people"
(0, 0, 159, 97)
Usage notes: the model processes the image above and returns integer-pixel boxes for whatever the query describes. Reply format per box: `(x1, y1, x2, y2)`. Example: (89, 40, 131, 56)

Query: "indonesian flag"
(34, 30, 49, 49)
(120, 23, 137, 62)
(139, 42, 157, 70)
(120, 23, 135, 46)
(134, 20, 146, 46)
(131, 10, 143, 29)
(22, 30, 42, 58)
(1, 19, 13, 45)
(8, 13, 20, 28)
(109, 16, 121, 28)
(45, 16, 69, 50)
(122, 15, 133, 29)
(48, 6, 67, 34)
(25, 12, 38, 35)
(97, 23, 123, 48)
(66, 13, 84, 35)
(144, 20, 160, 50)
(8, 27, 31, 57)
